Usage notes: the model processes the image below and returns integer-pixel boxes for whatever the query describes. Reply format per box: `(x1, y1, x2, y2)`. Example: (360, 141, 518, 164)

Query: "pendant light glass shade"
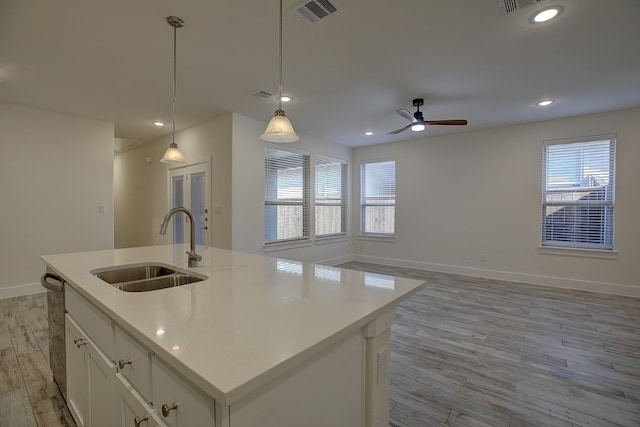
(260, 0, 299, 143)
(261, 109, 299, 143)
(160, 142, 186, 163)
(160, 16, 187, 164)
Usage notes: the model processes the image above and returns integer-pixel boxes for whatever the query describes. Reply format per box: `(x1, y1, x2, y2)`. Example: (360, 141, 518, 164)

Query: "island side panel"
(228, 329, 365, 427)
(363, 308, 396, 427)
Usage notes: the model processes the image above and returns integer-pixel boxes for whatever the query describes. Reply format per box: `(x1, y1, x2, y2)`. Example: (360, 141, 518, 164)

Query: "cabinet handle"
(118, 359, 133, 370)
(161, 402, 178, 417)
(134, 414, 149, 427)
(73, 338, 87, 348)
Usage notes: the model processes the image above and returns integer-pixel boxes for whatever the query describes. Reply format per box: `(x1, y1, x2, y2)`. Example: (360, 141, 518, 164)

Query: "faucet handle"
(186, 251, 202, 262)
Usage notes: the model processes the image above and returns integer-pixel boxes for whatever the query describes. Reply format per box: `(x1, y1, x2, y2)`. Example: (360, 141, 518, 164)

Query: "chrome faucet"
(160, 207, 203, 267)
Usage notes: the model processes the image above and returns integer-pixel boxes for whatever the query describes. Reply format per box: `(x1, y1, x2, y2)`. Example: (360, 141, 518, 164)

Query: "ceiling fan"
(387, 98, 467, 135)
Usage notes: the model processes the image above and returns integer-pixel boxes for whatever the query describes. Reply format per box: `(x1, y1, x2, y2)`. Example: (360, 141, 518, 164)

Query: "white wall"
(115, 114, 233, 249)
(115, 112, 352, 265)
(0, 102, 114, 298)
(352, 107, 640, 297)
(232, 113, 353, 264)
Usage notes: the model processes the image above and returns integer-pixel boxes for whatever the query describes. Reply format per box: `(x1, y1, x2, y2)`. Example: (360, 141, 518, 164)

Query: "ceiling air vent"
(293, 0, 339, 24)
(497, 0, 548, 15)
(249, 89, 273, 100)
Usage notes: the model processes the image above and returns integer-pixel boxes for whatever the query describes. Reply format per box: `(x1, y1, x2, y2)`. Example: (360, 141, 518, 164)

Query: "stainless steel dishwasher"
(41, 271, 67, 401)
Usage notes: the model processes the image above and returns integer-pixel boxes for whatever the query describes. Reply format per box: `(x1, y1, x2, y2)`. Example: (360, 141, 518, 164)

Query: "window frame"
(314, 155, 348, 239)
(360, 158, 396, 238)
(541, 134, 616, 253)
(264, 144, 311, 246)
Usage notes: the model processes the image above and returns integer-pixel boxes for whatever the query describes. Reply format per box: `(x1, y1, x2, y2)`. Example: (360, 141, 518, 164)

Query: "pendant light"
(160, 16, 187, 164)
(260, 0, 299, 143)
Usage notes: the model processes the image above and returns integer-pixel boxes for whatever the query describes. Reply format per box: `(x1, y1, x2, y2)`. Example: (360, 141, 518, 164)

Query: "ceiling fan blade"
(426, 120, 468, 126)
(396, 109, 416, 122)
(386, 124, 411, 135)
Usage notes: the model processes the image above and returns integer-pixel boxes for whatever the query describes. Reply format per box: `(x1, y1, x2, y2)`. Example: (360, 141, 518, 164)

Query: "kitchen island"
(42, 244, 426, 427)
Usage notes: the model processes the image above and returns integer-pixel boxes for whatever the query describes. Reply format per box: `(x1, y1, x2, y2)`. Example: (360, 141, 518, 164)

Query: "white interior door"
(169, 162, 210, 247)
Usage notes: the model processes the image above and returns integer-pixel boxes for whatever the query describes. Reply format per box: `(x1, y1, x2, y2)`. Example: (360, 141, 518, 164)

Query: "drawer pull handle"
(134, 414, 149, 427)
(118, 359, 133, 370)
(73, 338, 87, 348)
(161, 402, 178, 417)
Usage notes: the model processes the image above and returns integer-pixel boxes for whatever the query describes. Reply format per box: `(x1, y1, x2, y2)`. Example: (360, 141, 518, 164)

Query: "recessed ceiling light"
(279, 96, 291, 103)
(537, 99, 555, 107)
(365, 131, 374, 136)
(152, 120, 165, 127)
(530, 6, 563, 23)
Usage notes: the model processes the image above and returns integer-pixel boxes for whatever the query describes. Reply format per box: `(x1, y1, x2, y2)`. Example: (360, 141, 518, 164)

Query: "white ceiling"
(1, 0, 639, 148)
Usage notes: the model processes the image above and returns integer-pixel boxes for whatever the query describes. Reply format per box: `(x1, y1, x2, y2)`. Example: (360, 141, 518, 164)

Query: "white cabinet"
(152, 357, 216, 427)
(115, 326, 153, 405)
(114, 373, 167, 427)
(65, 314, 116, 427)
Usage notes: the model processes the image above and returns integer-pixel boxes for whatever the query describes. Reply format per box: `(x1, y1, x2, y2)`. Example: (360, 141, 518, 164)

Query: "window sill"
(538, 246, 618, 259)
(264, 239, 312, 252)
(358, 234, 396, 243)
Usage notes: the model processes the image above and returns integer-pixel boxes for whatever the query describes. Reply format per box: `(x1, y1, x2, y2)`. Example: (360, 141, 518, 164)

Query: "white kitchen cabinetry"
(66, 286, 216, 427)
(114, 373, 167, 427)
(152, 357, 216, 427)
(115, 326, 153, 405)
(65, 314, 116, 427)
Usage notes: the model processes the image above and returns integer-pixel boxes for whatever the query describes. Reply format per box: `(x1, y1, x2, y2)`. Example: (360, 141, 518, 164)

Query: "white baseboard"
(316, 254, 355, 267)
(353, 255, 640, 298)
(0, 282, 46, 300)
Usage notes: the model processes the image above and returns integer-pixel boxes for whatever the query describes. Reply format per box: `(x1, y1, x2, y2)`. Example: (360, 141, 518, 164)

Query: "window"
(315, 157, 347, 237)
(264, 146, 310, 244)
(361, 160, 395, 236)
(542, 135, 616, 250)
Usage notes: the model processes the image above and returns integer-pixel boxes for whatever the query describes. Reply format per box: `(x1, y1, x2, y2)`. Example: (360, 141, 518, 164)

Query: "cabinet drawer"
(65, 286, 114, 359)
(152, 357, 216, 427)
(115, 326, 153, 405)
(115, 374, 167, 427)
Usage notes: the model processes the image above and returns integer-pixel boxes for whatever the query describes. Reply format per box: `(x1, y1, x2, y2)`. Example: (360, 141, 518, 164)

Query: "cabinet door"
(87, 338, 116, 427)
(152, 358, 216, 427)
(66, 314, 90, 427)
(114, 374, 167, 427)
(66, 314, 117, 427)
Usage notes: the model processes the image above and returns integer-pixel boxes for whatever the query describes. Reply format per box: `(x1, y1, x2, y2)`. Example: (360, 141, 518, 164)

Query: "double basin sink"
(91, 264, 207, 292)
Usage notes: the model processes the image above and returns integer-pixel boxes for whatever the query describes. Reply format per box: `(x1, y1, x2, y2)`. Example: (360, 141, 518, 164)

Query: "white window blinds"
(315, 157, 347, 237)
(361, 160, 395, 236)
(264, 147, 310, 243)
(542, 135, 616, 250)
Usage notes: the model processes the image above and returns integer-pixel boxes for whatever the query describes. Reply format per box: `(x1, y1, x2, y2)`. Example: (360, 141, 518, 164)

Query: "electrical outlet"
(480, 254, 487, 262)
(463, 253, 470, 261)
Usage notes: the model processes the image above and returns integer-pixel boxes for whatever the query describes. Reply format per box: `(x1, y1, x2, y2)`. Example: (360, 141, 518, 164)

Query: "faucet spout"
(160, 207, 202, 267)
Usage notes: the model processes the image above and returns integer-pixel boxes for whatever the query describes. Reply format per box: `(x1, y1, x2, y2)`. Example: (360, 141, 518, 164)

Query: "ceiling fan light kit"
(387, 98, 468, 135)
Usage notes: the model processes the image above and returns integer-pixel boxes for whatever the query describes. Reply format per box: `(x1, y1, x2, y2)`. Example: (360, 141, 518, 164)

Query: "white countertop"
(42, 244, 425, 405)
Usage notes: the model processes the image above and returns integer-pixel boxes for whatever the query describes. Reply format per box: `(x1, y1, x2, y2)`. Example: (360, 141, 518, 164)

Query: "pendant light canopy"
(160, 16, 187, 164)
(260, 0, 299, 143)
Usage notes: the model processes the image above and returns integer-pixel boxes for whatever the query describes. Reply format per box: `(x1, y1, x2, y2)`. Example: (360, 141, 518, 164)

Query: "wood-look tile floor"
(0, 293, 75, 427)
(337, 261, 640, 427)
(2, 266, 640, 427)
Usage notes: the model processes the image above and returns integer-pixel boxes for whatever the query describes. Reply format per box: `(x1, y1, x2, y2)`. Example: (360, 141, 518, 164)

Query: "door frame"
(167, 157, 212, 248)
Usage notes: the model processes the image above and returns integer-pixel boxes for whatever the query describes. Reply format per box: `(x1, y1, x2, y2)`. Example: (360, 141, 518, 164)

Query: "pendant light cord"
(172, 23, 177, 145)
(278, 0, 283, 111)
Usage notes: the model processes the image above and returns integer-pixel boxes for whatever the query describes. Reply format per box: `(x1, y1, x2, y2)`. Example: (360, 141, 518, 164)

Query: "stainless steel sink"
(114, 274, 202, 292)
(93, 265, 177, 284)
(91, 263, 207, 292)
